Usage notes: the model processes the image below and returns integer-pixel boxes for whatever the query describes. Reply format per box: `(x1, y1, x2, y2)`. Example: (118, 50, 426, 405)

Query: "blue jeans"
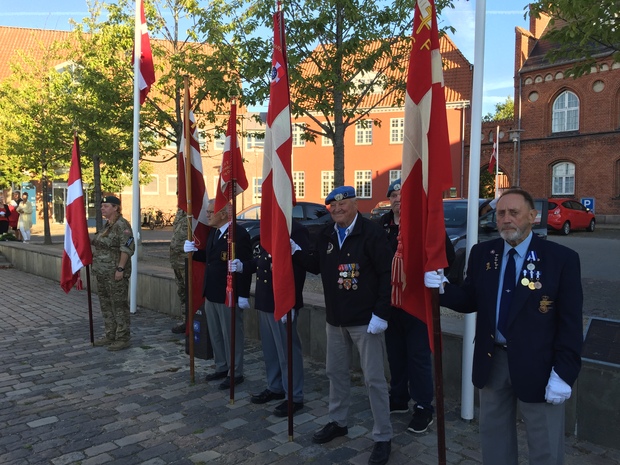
(384, 308, 434, 412)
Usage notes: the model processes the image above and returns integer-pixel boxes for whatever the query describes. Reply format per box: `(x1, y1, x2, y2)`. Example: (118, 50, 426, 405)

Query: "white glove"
(228, 258, 243, 273)
(183, 240, 198, 253)
(0, 211, 5, 216)
(367, 313, 388, 334)
(290, 239, 301, 254)
(545, 368, 572, 405)
(280, 309, 296, 324)
(424, 270, 448, 294)
(237, 297, 250, 309)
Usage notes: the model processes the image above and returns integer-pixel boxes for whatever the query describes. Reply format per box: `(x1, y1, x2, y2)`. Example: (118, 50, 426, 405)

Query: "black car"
(236, 201, 332, 257)
(444, 198, 548, 284)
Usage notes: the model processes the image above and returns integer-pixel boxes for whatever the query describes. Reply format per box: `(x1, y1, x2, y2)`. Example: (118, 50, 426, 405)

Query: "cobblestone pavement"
(1, 267, 620, 465)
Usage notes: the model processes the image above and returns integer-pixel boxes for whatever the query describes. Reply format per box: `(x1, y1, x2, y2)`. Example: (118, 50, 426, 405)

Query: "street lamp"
(509, 129, 524, 186)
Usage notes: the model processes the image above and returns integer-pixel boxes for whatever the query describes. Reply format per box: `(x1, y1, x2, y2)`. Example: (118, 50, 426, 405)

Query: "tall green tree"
(482, 96, 514, 122)
(529, 0, 620, 77)
(203, 0, 456, 186)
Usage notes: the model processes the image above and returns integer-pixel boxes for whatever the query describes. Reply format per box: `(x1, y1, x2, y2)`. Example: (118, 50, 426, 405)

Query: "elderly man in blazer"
(426, 188, 583, 465)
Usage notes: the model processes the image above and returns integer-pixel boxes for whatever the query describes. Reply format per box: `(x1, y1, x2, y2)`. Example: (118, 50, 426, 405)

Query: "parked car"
(547, 198, 595, 235)
(444, 197, 549, 284)
(369, 200, 392, 220)
(236, 201, 331, 257)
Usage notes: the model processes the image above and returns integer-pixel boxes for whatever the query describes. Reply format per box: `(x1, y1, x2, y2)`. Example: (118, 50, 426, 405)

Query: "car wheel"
(586, 219, 595, 232)
(251, 240, 261, 259)
(561, 221, 571, 235)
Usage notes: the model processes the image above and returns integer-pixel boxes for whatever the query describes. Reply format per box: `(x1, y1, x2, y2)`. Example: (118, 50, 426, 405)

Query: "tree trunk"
(93, 153, 103, 232)
(41, 165, 52, 245)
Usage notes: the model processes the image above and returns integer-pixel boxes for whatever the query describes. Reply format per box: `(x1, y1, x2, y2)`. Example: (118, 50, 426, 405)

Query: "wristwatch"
(116, 266, 125, 272)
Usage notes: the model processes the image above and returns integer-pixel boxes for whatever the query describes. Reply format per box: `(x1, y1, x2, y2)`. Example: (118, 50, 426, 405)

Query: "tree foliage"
(528, 0, 620, 77)
(482, 96, 514, 122)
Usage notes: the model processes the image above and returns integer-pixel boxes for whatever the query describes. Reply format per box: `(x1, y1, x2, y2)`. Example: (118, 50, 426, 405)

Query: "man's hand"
(228, 259, 243, 273)
(237, 297, 250, 309)
(280, 309, 296, 324)
(183, 240, 198, 253)
(367, 313, 388, 334)
(545, 368, 572, 405)
(424, 270, 448, 294)
(290, 239, 301, 255)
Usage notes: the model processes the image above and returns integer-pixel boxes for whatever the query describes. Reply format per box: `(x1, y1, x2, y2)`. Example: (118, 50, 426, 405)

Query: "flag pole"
(228, 98, 239, 403)
(130, 0, 142, 315)
(183, 76, 196, 384)
(430, 288, 446, 464)
(494, 125, 500, 197)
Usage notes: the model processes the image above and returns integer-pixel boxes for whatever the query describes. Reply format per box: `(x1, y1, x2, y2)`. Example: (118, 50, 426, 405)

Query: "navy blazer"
(440, 234, 583, 402)
(194, 224, 252, 304)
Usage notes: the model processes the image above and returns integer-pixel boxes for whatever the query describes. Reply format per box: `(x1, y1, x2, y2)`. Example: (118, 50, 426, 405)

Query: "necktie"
(498, 248, 517, 335)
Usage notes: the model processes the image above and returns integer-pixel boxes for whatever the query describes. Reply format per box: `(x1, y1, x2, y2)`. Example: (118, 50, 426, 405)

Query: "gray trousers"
(480, 347, 565, 465)
(205, 300, 244, 376)
(258, 310, 304, 402)
(325, 323, 392, 442)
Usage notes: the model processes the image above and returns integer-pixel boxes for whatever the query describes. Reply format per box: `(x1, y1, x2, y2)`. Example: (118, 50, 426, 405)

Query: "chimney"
(529, 6, 551, 39)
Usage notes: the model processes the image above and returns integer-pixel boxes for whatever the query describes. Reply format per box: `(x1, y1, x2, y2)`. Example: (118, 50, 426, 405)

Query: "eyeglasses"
(205, 210, 215, 215)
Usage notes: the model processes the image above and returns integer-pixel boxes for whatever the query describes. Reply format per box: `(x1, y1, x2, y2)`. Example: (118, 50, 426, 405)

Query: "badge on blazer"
(327, 242, 334, 254)
(220, 251, 228, 261)
(539, 296, 553, 313)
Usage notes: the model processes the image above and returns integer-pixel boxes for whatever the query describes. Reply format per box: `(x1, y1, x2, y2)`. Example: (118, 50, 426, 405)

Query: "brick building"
(477, 13, 620, 222)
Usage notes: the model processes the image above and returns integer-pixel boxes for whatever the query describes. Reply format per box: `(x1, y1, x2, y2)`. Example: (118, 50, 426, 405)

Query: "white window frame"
(552, 162, 575, 195)
(252, 177, 263, 204)
(389, 170, 401, 184)
(321, 171, 334, 199)
(293, 171, 305, 199)
(142, 174, 160, 195)
(390, 118, 404, 144)
(354, 170, 372, 198)
(552, 91, 579, 133)
(292, 124, 306, 147)
(246, 131, 265, 151)
(355, 119, 373, 145)
(214, 133, 226, 151)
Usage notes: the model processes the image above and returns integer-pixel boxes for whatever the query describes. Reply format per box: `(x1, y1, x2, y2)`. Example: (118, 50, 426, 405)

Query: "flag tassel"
(391, 233, 405, 306)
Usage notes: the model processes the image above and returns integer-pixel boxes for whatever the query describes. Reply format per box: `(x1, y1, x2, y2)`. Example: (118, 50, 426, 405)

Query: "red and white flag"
(393, 0, 452, 350)
(178, 90, 210, 246)
(61, 136, 93, 293)
(178, 88, 209, 313)
(487, 142, 497, 174)
(261, 9, 295, 321)
(136, 0, 155, 105)
(213, 102, 248, 213)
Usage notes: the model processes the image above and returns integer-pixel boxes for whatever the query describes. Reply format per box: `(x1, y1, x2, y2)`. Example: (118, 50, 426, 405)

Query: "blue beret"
(387, 178, 401, 197)
(101, 195, 121, 206)
(325, 186, 356, 204)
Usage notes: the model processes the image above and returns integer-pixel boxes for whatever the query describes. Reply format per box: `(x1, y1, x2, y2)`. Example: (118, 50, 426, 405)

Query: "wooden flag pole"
(431, 288, 447, 465)
(86, 266, 94, 344)
(183, 76, 196, 384)
(287, 314, 294, 440)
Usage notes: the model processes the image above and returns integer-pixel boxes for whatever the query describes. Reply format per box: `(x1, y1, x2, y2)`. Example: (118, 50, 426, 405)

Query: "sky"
(0, 0, 531, 116)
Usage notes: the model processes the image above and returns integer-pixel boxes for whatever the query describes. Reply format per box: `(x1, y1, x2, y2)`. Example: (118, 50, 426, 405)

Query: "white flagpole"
(130, 0, 141, 314)
(495, 125, 500, 197)
(462, 0, 487, 421)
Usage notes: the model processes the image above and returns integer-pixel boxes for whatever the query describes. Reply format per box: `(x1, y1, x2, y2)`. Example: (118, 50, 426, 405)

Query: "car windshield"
(443, 202, 468, 228)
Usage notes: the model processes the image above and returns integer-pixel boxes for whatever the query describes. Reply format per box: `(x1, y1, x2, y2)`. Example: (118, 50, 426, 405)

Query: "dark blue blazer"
(247, 221, 309, 313)
(194, 224, 252, 304)
(440, 234, 583, 402)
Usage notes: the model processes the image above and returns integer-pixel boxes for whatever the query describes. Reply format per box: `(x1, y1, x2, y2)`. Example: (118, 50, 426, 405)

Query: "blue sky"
(0, 0, 530, 116)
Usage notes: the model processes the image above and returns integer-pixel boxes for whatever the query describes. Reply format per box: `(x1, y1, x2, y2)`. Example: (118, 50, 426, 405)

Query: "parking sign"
(581, 197, 595, 213)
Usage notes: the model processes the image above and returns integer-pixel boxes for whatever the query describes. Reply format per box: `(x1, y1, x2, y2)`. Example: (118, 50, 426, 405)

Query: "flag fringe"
(391, 233, 405, 307)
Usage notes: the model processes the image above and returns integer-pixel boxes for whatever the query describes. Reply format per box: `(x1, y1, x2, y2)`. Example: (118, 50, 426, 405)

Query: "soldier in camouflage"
(91, 195, 135, 351)
(170, 208, 188, 334)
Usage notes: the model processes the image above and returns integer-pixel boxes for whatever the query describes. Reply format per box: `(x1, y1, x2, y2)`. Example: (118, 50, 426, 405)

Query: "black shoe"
(219, 375, 244, 390)
(205, 370, 228, 382)
(171, 323, 186, 334)
(368, 440, 391, 465)
(389, 398, 409, 414)
(251, 389, 286, 404)
(312, 421, 348, 444)
(273, 400, 304, 417)
(407, 404, 433, 433)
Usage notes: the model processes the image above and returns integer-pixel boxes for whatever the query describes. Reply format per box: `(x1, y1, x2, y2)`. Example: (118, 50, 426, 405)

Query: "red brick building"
(477, 14, 620, 222)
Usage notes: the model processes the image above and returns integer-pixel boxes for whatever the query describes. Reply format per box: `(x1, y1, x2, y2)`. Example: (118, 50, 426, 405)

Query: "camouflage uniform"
(92, 215, 135, 343)
(170, 209, 188, 313)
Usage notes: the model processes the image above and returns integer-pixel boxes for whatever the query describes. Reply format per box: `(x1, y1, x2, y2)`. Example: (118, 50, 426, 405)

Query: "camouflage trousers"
(172, 264, 186, 305)
(95, 273, 131, 342)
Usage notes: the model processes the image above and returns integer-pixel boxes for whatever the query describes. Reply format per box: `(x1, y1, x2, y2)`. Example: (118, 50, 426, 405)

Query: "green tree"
(528, 0, 620, 77)
(204, 0, 456, 186)
(482, 96, 514, 122)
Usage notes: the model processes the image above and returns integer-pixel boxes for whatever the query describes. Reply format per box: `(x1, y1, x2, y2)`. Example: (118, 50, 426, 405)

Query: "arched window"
(552, 91, 579, 133)
(552, 162, 575, 195)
